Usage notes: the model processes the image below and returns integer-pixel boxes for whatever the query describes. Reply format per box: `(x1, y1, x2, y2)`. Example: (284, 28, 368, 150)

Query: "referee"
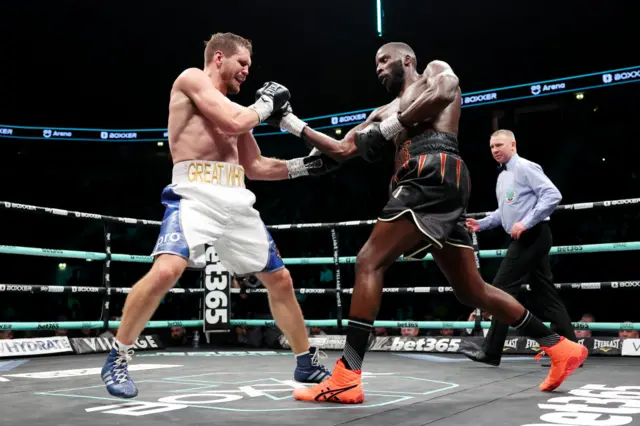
(460, 129, 577, 366)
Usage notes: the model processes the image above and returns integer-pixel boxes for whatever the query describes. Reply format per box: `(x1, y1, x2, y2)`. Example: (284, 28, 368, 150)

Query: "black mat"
(2, 350, 639, 425)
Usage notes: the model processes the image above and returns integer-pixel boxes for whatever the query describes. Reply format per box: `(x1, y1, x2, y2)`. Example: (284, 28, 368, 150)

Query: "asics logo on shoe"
(314, 384, 358, 402)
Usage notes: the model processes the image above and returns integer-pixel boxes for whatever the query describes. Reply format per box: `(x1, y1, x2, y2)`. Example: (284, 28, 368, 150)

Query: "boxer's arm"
(238, 132, 289, 181)
(397, 61, 459, 126)
(176, 68, 260, 135)
(300, 111, 381, 161)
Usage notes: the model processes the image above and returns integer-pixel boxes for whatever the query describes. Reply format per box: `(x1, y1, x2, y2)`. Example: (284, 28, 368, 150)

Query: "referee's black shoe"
(459, 340, 501, 366)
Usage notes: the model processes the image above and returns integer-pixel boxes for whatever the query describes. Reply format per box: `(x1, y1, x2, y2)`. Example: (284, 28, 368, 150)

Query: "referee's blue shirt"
(477, 154, 562, 233)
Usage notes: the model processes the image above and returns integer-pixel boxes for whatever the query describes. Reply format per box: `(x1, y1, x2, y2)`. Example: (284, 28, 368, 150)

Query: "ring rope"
(1, 197, 638, 333)
(1, 320, 638, 331)
(0, 281, 636, 295)
(0, 241, 638, 264)
(1, 197, 639, 230)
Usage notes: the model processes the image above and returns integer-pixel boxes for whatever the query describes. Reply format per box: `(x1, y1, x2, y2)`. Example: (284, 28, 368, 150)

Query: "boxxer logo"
(203, 245, 230, 330)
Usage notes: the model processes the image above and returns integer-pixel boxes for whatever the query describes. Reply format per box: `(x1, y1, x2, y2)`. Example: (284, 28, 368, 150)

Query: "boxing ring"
(1, 197, 640, 426)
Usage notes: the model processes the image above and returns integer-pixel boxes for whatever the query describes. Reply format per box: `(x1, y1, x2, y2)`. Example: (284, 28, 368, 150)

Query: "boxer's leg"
(116, 254, 187, 345)
(341, 216, 425, 370)
(432, 244, 587, 391)
(256, 268, 309, 355)
(226, 200, 330, 383)
(293, 215, 425, 403)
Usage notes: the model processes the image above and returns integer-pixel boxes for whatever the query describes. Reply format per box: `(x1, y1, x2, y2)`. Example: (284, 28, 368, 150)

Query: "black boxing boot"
(459, 340, 501, 366)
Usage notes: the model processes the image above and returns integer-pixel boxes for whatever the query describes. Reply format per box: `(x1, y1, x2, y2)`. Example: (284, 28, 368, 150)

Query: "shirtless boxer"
(264, 42, 588, 403)
(101, 32, 330, 399)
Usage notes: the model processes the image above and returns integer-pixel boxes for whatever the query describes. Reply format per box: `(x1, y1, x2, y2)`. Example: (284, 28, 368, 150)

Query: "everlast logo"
(503, 338, 518, 350)
(526, 339, 541, 351)
(204, 245, 230, 328)
(593, 339, 620, 352)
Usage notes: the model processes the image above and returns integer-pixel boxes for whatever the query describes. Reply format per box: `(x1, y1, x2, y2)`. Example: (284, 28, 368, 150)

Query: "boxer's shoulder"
(173, 68, 214, 92)
(424, 60, 455, 77)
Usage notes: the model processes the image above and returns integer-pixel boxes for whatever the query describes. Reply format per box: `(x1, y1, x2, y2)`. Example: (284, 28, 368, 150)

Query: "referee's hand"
(466, 218, 480, 233)
(510, 222, 527, 239)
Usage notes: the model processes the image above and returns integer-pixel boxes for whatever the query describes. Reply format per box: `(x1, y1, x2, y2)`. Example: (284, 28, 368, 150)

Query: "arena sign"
(1, 65, 637, 142)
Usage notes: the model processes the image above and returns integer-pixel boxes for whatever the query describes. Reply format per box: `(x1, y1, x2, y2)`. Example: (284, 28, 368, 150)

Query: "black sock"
(513, 310, 561, 347)
(341, 317, 374, 371)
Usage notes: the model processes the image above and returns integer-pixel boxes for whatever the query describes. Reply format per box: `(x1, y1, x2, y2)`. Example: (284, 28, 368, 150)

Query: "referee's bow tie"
(497, 163, 507, 173)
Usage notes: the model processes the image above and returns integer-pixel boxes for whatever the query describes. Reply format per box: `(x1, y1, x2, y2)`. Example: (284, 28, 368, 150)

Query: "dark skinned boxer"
(270, 42, 588, 403)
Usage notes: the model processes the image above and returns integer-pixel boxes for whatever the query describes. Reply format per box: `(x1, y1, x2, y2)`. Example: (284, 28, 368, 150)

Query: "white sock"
(295, 350, 310, 358)
(115, 339, 135, 353)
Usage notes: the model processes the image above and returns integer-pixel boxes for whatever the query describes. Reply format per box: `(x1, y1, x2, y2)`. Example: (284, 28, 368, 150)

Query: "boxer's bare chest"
(374, 79, 433, 171)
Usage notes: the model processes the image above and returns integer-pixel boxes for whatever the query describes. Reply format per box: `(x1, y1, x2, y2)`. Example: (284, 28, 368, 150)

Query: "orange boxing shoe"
(293, 359, 364, 404)
(539, 337, 588, 392)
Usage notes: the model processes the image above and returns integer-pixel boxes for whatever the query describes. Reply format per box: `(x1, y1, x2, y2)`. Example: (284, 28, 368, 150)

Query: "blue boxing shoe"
(294, 346, 332, 383)
(101, 345, 138, 398)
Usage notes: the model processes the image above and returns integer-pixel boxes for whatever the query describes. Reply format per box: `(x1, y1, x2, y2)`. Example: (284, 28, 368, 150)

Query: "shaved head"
(378, 42, 417, 67)
(375, 42, 418, 96)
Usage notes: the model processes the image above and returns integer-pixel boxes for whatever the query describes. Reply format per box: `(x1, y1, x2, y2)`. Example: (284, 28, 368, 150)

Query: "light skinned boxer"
(264, 42, 588, 403)
(101, 32, 330, 399)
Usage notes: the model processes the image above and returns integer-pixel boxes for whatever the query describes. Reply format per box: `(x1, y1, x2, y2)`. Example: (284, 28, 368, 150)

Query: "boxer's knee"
(355, 244, 382, 277)
(145, 255, 186, 297)
(259, 268, 294, 301)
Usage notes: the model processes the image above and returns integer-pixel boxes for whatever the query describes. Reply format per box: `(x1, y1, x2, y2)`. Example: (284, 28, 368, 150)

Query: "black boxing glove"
(285, 149, 340, 179)
(248, 82, 291, 123)
(265, 102, 308, 137)
(354, 113, 406, 162)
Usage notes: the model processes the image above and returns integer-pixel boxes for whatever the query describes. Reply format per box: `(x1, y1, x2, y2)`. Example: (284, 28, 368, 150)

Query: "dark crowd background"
(0, 1, 638, 343)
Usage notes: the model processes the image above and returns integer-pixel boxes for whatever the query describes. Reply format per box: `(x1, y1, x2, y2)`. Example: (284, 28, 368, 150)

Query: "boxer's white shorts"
(151, 160, 284, 276)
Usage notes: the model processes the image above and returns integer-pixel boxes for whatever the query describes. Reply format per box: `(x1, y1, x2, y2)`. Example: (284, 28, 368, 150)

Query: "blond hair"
(204, 32, 253, 65)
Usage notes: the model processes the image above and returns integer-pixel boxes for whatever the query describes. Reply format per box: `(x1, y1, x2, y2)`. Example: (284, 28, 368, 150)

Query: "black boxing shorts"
(378, 131, 473, 259)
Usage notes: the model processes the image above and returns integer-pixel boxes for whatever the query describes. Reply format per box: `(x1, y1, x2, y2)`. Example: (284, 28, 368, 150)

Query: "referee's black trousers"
(482, 222, 577, 356)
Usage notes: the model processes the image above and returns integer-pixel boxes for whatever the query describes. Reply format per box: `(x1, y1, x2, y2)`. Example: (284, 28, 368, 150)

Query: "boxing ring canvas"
(2, 351, 640, 425)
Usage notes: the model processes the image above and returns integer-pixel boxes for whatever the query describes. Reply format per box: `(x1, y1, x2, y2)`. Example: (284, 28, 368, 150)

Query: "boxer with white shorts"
(101, 32, 330, 399)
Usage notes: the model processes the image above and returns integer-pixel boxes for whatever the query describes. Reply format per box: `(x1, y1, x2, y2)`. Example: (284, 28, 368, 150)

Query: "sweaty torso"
(167, 88, 239, 164)
(371, 70, 462, 172)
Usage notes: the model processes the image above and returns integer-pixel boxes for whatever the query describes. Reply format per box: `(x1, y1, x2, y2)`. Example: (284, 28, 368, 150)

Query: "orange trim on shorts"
(440, 153, 447, 183)
(418, 154, 427, 176)
(456, 158, 461, 189)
